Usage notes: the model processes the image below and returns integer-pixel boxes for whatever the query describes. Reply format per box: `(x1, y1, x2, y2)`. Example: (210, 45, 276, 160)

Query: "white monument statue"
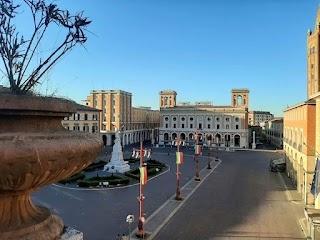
(103, 131, 130, 173)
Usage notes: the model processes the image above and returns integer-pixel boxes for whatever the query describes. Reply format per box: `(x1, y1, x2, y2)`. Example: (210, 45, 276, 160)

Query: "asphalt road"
(31, 146, 305, 240)
(153, 150, 306, 240)
(31, 145, 210, 240)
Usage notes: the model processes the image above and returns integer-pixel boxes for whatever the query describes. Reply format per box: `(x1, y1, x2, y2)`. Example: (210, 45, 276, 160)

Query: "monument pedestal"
(103, 161, 130, 173)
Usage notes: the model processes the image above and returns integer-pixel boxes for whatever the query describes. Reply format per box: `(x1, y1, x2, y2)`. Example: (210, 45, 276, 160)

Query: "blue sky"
(3, 0, 319, 117)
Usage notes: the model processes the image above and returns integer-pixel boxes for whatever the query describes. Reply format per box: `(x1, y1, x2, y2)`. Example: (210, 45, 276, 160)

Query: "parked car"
(269, 158, 286, 172)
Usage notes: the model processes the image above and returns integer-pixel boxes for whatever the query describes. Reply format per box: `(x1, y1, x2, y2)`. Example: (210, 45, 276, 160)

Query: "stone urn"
(0, 93, 103, 240)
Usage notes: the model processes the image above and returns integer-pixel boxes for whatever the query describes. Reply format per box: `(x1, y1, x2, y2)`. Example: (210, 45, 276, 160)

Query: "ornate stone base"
(0, 206, 63, 240)
(103, 161, 130, 173)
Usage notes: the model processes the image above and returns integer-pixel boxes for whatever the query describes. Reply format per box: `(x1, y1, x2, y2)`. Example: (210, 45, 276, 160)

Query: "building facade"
(159, 89, 250, 148)
(248, 111, 274, 126)
(62, 104, 100, 133)
(83, 90, 160, 146)
(283, 8, 320, 236)
(264, 117, 283, 149)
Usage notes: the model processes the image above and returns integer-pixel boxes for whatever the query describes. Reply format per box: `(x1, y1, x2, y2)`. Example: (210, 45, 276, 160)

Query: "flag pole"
(195, 128, 201, 181)
(136, 141, 145, 238)
(207, 133, 212, 169)
(175, 137, 182, 200)
(215, 133, 219, 161)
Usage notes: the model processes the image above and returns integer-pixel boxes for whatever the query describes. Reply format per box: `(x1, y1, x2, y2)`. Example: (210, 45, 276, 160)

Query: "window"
(216, 117, 220, 122)
(165, 124, 168, 128)
(207, 117, 211, 121)
(226, 125, 229, 129)
(217, 124, 220, 129)
(104, 100, 107, 105)
(182, 124, 185, 128)
(199, 123, 202, 129)
(226, 117, 229, 122)
(94, 100, 98, 106)
(112, 100, 116, 105)
(181, 117, 185, 121)
(235, 117, 239, 122)
(112, 108, 115, 114)
(165, 117, 169, 121)
(190, 124, 193, 128)
(208, 124, 211, 129)
(173, 124, 176, 128)
(92, 114, 98, 120)
(173, 117, 177, 121)
(236, 125, 239, 129)
(190, 117, 193, 121)
(73, 114, 80, 121)
(311, 47, 316, 54)
(84, 114, 88, 120)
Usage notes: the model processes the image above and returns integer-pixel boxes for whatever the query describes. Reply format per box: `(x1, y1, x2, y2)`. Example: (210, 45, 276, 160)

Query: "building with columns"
(82, 90, 160, 146)
(283, 7, 320, 237)
(159, 89, 250, 148)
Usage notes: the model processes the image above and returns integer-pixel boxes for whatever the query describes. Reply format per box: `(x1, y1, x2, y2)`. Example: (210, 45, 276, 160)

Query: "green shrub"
(59, 173, 85, 184)
(83, 160, 107, 172)
(145, 160, 166, 167)
(124, 166, 162, 180)
(77, 175, 129, 188)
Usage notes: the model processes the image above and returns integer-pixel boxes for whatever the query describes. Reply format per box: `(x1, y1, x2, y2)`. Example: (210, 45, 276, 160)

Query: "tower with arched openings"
(231, 89, 250, 108)
(159, 90, 177, 108)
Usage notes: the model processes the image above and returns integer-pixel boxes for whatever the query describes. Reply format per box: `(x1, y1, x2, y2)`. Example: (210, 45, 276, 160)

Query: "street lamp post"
(194, 128, 201, 181)
(132, 142, 152, 238)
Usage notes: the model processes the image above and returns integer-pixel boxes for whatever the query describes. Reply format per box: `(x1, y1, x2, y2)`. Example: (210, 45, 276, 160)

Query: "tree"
(0, 0, 91, 93)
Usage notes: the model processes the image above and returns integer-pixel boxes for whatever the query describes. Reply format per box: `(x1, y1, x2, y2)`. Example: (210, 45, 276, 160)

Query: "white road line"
(32, 196, 52, 209)
(277, 171, 293, 202)
(130, 158, 222, 240)
(58, 190, 84, 201)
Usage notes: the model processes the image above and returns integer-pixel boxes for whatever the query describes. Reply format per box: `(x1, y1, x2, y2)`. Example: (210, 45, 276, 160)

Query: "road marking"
(277, 171, 293, 202)
(129, 158, 222, 240)
(58, 190, 84, 201)
(32, 196, 52, 209)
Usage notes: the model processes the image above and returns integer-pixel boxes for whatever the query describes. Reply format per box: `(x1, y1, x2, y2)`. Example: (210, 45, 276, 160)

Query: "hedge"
(124, 166, 163, 180)
(59, 173, 85, 184)
(77, 175, 129, 188)
(145, 160, 166, 167)
(83, 160, 107, 172)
